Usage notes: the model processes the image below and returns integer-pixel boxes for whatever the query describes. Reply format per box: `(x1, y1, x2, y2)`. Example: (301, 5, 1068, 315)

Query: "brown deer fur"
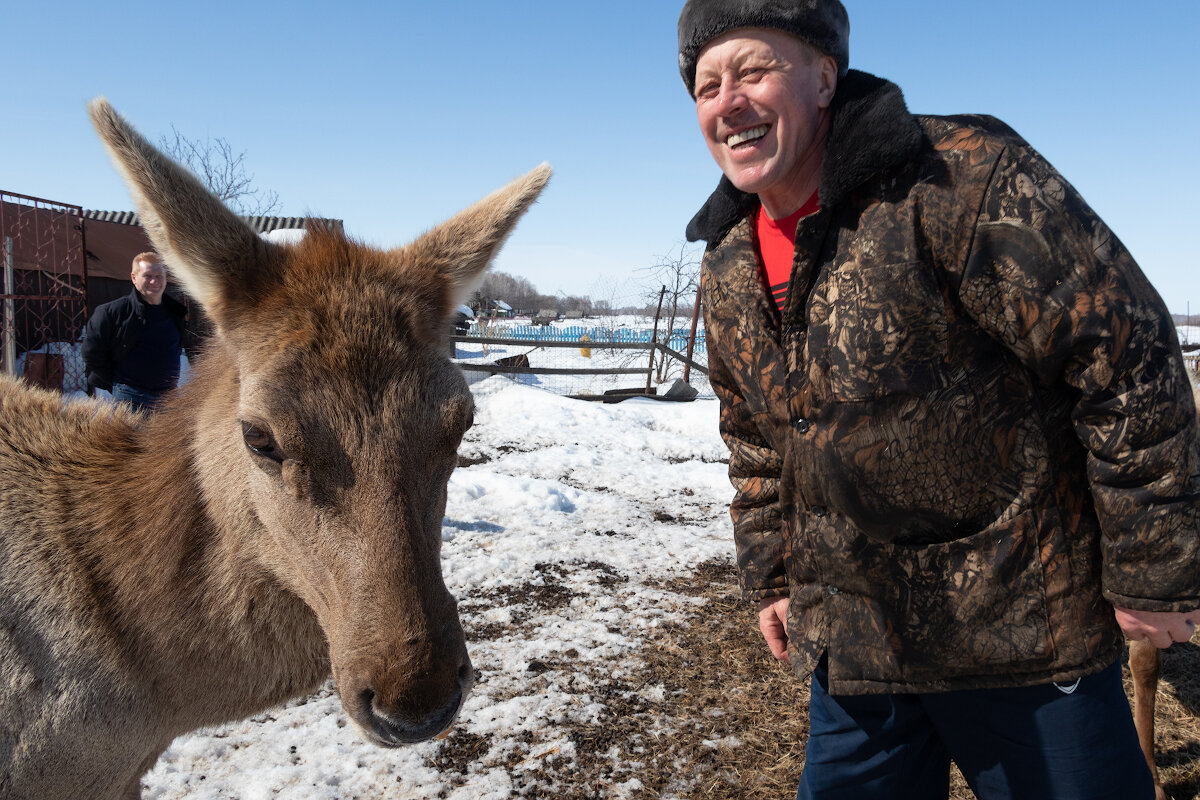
(1130, 638, 1165, 800)
(0, 99, 550, 800)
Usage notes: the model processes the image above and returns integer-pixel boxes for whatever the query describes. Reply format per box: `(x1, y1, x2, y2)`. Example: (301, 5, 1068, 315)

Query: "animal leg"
(1129, 638, 1165, 800)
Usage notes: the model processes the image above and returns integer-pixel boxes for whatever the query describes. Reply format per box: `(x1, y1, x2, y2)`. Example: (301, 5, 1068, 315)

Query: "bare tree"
(638, 243, 701, 382)
(158, 126, 281, 216)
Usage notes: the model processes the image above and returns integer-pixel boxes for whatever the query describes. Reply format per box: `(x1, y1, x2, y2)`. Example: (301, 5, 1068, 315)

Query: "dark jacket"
(81, 288, 188, 393)
(692, 70, 1200, 694)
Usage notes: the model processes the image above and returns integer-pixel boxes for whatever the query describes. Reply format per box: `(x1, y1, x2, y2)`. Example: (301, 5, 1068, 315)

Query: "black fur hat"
(678, 0, 850, 95)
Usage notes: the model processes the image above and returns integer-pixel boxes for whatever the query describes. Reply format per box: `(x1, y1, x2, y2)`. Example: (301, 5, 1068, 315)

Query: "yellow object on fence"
(579, 334, 591, 359)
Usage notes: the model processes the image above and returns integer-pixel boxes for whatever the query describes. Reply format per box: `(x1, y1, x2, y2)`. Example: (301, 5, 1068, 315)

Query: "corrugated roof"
(82, 210, 139, 225)
(81, 210, 342, 234)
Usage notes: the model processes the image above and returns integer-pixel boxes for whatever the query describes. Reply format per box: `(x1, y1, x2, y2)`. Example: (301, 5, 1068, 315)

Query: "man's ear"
(818, 55, 838, 109)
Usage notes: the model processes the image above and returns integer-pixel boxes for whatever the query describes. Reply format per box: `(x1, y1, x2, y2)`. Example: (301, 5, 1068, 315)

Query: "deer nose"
(359, 682, 465, 746)
(354, 648, 475, 747)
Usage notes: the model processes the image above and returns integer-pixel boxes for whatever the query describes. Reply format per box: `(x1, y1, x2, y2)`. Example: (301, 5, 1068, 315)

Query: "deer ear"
(401, 164, 551, 324)
(88, 98, 275, 331)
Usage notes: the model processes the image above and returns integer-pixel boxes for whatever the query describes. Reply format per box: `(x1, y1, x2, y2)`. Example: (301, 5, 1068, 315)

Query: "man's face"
(693, 29, 837, 217)
(132, 260, 167, 305)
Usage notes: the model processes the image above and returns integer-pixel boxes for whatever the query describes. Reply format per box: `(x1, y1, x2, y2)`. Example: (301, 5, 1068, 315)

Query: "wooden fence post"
(683, 290, 702, 384)
(646, 285, 666, 393)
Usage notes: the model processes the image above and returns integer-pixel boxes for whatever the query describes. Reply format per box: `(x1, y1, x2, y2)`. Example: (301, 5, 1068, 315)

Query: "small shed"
(475, 299, 514, 319)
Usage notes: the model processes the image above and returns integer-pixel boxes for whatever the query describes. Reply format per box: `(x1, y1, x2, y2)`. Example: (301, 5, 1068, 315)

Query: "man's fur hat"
(677, 0, 850, 95)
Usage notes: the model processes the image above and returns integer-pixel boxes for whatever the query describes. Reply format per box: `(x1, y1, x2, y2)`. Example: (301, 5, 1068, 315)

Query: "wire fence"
(1, 191, 89, 393)
(452, 322, 711, 400)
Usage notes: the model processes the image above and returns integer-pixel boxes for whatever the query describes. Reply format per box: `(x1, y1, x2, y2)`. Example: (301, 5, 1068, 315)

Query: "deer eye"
(240, 420, 283, 462)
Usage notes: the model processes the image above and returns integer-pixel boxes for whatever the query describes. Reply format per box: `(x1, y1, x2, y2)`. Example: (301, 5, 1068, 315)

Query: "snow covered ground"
(141, 377, 733, 799)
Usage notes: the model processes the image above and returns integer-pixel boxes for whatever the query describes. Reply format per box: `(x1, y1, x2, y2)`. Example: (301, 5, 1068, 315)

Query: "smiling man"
(679, 1, 1200, 799)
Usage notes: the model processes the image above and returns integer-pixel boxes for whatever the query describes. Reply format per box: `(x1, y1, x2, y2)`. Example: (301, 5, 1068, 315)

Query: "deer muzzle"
(336, 612, 474, 747)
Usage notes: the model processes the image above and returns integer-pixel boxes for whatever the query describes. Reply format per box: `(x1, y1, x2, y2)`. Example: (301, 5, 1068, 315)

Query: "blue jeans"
(797, 660, 1154, 800)
(111, 382, 165, 412)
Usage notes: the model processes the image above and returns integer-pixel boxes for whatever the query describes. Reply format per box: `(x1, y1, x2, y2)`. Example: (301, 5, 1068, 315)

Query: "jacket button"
(811, 505, 828, 517)
(793, 417, 811, 433)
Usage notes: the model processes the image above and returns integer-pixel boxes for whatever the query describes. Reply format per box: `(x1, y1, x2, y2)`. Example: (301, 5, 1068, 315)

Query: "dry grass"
(428, 558, 1200, 799)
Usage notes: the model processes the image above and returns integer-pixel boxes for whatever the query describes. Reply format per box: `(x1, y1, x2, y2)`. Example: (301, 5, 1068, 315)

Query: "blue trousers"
(797, 660, 1154, 800)
(112, 382, 165, 412)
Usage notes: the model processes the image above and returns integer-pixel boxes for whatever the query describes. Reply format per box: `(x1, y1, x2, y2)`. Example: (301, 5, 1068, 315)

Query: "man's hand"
(1114, 606, 1200, 649)
(758, 596, 790, 662)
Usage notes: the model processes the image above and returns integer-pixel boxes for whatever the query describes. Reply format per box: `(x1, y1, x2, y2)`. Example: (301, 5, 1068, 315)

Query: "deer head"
(88, 98, 550, 744)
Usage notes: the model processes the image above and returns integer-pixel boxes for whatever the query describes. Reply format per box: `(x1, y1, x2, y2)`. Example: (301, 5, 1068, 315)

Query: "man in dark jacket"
(678, 1, 1200, 798)
(82, 251, 188, 411)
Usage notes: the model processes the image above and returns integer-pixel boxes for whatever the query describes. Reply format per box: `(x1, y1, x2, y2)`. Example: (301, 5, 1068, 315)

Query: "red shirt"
(756, 191, 820, 312)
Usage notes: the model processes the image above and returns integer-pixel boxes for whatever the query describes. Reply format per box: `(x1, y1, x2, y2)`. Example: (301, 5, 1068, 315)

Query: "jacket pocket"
(832, 507, 1054, 682)
(813, 260, 950, 402)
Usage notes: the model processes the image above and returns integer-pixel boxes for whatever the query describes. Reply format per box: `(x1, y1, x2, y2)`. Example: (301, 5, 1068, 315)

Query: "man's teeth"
(727, 125, 769, 147)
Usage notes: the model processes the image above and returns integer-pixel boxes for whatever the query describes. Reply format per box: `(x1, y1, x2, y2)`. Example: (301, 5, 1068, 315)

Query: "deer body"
(0, 100, 549, 800)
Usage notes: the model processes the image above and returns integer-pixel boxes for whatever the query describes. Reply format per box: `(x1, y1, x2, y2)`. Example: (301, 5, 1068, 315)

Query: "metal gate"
(0, 191, 88, 392)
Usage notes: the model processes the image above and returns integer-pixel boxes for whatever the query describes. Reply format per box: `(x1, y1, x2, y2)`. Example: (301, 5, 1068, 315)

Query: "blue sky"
(4, 2, 1197, 312)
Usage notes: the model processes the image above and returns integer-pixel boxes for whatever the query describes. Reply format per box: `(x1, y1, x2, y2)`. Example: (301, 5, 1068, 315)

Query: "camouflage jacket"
(690, 70, 1200, 694)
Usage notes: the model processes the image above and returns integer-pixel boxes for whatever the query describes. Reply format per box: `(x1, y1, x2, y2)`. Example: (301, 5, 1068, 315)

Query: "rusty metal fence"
(0, 191, 88, 392)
